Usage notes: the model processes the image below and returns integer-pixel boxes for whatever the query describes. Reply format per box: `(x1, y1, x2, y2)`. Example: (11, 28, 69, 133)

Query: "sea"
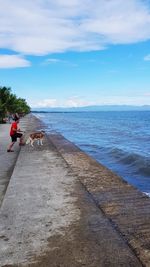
(34, 111, 150, 196)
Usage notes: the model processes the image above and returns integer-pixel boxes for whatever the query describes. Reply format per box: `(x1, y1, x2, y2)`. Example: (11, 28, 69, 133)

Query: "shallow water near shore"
(34, 111, 150, 195)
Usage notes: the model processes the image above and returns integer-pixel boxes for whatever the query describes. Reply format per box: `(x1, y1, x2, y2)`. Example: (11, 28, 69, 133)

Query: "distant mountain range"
(32, 105, 150, 112)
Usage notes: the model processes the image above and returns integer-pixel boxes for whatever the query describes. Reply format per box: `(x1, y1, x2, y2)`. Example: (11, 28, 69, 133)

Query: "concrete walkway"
(0, 118, 27, 206)
(0, 115, 149, 266)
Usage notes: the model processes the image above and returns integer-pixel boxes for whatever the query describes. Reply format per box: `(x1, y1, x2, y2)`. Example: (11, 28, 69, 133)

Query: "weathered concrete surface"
(0, 114, 42, 207)
(49, 134, 150, 267)
(0, 115, 144, 266)
(0, 117, 29, 206)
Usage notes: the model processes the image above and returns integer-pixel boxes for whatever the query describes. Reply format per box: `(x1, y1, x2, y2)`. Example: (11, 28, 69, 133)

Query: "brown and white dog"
(26, 131, 45, 147)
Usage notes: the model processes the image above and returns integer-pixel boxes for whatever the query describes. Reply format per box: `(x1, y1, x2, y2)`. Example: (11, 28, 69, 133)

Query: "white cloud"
(0, 54, 31, 68)
(29, 96, 92, 108)
(29, 94, 150, 108)
(144, 54, 150, 61)
(69, 95, 150, 106)
(144, 92, 150, 96)
(43, 58, 78, 67)
(96, 95, 150, 105)
(45, 59, 62, 64)
(31, 98, 58, 108)
(0, 0, 150, 55)
(64, 96, 94, 107)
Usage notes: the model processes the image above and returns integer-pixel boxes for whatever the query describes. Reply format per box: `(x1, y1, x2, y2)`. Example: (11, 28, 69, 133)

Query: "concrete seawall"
(48, 134, 150, 266)
(0, 114, 150, 267)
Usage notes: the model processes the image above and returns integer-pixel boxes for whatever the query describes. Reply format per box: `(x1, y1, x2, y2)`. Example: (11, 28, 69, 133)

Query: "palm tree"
(0, 87, 11, 122)
(0, 86, 30, 123)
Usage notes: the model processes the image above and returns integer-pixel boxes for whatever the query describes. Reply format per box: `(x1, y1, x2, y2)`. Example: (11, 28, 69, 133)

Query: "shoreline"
(0, 114, 150, 266)
(34, 110, 150, 196)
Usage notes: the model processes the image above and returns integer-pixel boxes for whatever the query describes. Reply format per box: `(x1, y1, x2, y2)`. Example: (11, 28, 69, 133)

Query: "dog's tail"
(26, 136, 31, 145)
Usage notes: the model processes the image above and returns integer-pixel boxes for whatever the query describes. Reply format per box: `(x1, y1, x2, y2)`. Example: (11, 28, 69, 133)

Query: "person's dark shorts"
(11, 133, 22, 142)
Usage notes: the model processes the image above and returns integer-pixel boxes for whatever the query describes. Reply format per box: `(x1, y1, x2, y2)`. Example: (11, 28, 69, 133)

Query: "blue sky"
(0, 0, 150, 108)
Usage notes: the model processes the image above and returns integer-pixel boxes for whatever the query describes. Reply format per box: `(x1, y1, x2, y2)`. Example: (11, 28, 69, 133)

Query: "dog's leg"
(37, 139, 40, 145)
(40, 139, 43, 145)
(31, 139, 34, 147)
(26, 137, 31, 145)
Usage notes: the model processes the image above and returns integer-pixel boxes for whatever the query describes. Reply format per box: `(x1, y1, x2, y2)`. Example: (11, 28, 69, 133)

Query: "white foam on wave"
(143, 192, 150, 197)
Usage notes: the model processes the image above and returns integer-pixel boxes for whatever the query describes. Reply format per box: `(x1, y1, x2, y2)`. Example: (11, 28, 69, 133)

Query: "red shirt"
(10, 122, 18, 136)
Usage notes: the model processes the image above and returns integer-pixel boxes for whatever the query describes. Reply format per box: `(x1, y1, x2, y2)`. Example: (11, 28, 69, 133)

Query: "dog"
(26, 131, 45, 147)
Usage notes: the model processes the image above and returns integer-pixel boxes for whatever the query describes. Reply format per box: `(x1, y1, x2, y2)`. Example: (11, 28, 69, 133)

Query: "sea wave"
(81, 144, 150, 178)
(108, 148, 150, 177)
(144, 192, 150, 197)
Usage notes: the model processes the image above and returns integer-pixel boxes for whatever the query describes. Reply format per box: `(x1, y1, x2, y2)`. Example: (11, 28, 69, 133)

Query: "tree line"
(0, 86, 30, 123)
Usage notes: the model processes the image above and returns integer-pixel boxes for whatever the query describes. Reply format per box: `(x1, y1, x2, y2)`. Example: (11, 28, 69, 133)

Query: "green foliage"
(0, 86, 30, 122)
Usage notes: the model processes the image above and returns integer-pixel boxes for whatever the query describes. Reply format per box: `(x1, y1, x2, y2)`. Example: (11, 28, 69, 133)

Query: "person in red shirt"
(7, 117, 24, 152)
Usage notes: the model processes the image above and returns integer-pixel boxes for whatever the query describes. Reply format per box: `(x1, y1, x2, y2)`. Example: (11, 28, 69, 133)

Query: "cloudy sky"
(0, 0, 150, 107)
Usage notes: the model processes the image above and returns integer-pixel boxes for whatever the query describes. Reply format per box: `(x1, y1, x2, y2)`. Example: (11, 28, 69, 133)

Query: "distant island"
(32, 105, 150, 113)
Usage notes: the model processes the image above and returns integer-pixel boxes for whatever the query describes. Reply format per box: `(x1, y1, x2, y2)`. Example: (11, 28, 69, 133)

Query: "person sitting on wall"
(7, 117, 25, 152)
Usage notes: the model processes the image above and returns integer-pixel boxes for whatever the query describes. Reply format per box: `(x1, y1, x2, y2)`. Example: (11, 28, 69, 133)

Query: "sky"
(0, 0, 150, 108)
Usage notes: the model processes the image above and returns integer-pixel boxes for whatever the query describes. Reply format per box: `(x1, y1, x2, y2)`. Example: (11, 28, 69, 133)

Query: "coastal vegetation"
(0, 86, 30, 123)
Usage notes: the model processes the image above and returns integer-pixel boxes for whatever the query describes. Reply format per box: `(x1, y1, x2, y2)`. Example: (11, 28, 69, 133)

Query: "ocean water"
(34, 111, 150, 195)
